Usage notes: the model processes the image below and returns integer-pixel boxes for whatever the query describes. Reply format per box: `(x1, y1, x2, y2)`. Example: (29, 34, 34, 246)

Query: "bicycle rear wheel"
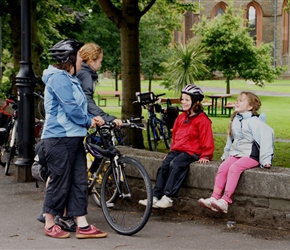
(101, 156, 153, 235)
(147, 120, 158, 151)
(162, 124, 172, 149)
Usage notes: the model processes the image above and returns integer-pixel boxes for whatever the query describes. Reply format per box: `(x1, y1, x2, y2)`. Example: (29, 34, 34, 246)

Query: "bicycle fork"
(113, 156, 131, 199)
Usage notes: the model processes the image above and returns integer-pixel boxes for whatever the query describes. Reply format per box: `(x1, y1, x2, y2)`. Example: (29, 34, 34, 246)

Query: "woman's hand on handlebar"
(113, 119, 122, 127)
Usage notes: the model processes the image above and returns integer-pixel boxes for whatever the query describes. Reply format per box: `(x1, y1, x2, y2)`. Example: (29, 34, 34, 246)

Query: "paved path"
(1, 165, 290, 250)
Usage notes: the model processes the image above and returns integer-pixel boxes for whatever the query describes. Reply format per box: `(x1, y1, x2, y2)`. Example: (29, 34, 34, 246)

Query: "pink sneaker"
(44, 224, 70, 238)
(76, 225, 107, 239)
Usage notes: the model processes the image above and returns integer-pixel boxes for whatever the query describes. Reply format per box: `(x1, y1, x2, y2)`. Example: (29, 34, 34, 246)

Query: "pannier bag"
(163, 106, 179, 130)
(0, 110, 11, 146)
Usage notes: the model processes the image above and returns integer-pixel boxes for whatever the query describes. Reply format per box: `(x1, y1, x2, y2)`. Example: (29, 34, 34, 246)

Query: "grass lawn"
(97, 78, 290, 168)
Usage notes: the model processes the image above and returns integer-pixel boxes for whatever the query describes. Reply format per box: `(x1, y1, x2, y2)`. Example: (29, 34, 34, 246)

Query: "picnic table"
(207, 93, 233, 117)
(96, 91, 122, 107)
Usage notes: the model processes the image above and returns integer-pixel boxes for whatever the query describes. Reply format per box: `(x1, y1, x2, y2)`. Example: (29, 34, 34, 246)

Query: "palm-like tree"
(162, 38, 209, 93)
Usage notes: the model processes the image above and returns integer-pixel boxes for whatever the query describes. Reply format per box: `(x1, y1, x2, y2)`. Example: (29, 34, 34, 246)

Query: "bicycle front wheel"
(147, 120, 158, 151)
(101, 156, 153, 235)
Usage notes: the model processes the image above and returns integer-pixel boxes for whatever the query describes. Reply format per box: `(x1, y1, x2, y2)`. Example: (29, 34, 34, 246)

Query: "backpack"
(31, 140, 48, 183)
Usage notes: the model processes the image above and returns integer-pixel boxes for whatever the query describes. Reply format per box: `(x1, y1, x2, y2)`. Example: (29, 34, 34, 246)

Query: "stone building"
(177, 0, 290, 77)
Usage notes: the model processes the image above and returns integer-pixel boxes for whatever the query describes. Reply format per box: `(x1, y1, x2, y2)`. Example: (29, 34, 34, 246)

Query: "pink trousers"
(212, 156, 259, 204)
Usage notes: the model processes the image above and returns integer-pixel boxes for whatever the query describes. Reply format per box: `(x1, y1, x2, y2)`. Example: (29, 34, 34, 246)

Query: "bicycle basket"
(0, 110, 11, 145)
(163, 106, 179, 129)
(136, 92, 155, 103)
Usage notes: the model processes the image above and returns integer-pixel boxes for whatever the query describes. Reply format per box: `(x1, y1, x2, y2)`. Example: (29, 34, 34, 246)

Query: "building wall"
(182, 0, 290, 77)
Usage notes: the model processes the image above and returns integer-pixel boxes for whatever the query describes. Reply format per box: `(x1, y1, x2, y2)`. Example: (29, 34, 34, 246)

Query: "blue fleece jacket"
(41, 65, 92, 139)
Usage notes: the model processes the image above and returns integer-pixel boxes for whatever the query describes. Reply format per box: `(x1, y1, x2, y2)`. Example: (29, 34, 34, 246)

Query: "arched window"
(246, 2, 262, 46)
(211, 2, 227, 19)
(282, 0, 289, 54)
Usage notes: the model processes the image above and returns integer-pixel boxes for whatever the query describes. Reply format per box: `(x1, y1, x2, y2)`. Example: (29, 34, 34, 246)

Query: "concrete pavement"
(1, 165, 290, 249)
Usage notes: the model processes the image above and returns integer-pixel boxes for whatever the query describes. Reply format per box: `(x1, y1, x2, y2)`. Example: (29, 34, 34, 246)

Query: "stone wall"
(118, 147, 290, 231)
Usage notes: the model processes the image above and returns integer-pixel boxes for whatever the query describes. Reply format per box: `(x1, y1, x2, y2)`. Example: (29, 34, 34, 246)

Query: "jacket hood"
(81, 63, 98, 81)
(42, 65, 67, 84)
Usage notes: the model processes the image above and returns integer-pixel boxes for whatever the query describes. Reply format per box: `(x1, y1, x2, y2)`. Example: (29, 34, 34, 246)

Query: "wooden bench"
(96, 91, 122, 107)
(224, 104, 235, 117)
(158, 97, 180, 105)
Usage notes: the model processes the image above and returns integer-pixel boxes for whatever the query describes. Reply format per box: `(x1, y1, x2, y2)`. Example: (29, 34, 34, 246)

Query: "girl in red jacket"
(139, 84, 214, 208)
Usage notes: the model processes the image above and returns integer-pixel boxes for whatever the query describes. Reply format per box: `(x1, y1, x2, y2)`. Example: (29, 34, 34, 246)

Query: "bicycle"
(84, 120, 153, 235)
(135, 91, 178, 152)
(0, 93, 44, 175)
(86, 116, 144, 207)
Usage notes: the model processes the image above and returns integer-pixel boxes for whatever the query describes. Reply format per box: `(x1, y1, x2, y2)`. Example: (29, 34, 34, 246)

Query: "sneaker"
(76, 225, 107, 239)
(198, 197, 218, 212)
(138, 196, 159, 208)
(44, 224, 70, 238)
(37, 211, 45, 223)
(55, 216, 77, 232)
(211, 199, 228, 214)
(154, 195, 173, 208)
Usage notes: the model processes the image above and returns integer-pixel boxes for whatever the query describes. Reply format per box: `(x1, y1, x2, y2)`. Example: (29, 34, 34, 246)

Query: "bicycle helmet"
(181, 84, 204, 102)
(49, 38, 84, 63)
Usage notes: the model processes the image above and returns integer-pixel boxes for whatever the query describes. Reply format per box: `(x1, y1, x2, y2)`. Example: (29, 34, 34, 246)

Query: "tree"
(161, 37, 209, 93)
(193, 2, 286, 94)
(96, 1, 155, 149)
(97, 0, 195, 148)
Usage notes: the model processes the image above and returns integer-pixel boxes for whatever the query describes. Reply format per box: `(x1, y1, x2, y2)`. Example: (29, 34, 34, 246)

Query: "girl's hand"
(198, 158, 210, 163)
(264, 164, 272, 169)
(93, 116, 105, 126)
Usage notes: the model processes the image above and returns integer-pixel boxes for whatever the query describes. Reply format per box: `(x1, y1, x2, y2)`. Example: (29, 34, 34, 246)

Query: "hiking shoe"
(55, 216, 77, 232)
(138, 196, 159, 208)
(198, 197, 218, 212)
(212, 198, 228, 214)
(155, 195, 173, 208)
(37, 211, 45, 223)
(44, 224, 70, 238)
(76, 225, 107, 239)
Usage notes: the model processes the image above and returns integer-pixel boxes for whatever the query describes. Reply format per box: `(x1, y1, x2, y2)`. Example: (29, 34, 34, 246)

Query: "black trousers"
(153, 151, 198, 199)
(43, 137, 88, 217)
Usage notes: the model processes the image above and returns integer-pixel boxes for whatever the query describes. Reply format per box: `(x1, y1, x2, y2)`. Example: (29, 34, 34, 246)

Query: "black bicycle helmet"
(49, 38, 84, 63)
(181, 84, 204, 102)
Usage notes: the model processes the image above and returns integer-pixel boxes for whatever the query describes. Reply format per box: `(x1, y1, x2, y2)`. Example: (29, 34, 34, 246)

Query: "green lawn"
(97, 78, 290, 168)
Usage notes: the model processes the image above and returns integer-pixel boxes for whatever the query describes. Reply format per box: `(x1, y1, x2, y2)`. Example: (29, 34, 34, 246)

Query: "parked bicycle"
(0, 92, 44, 175)
(135, 91, 179, 152)
(84, 120, 152, 235)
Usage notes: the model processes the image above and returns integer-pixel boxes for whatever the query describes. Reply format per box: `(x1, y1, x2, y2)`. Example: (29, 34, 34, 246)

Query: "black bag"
(163, 105, 179, 130)
(0, 110, 11, 145)
(31, 140, 48, 182)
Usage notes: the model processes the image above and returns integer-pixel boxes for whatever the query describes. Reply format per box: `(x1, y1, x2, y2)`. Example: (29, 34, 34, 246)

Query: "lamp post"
(14, 0, 36, 182)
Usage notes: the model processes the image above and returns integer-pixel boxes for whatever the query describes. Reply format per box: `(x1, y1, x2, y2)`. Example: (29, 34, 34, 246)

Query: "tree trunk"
(119, 1, 144, 148)
(226, 77, 231, 94)
(148, 79, 152, 92)
(114, 72, 118, 91)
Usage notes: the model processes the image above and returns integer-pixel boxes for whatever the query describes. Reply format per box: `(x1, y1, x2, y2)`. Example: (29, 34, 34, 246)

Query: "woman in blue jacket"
(41, 39, 107, 239)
